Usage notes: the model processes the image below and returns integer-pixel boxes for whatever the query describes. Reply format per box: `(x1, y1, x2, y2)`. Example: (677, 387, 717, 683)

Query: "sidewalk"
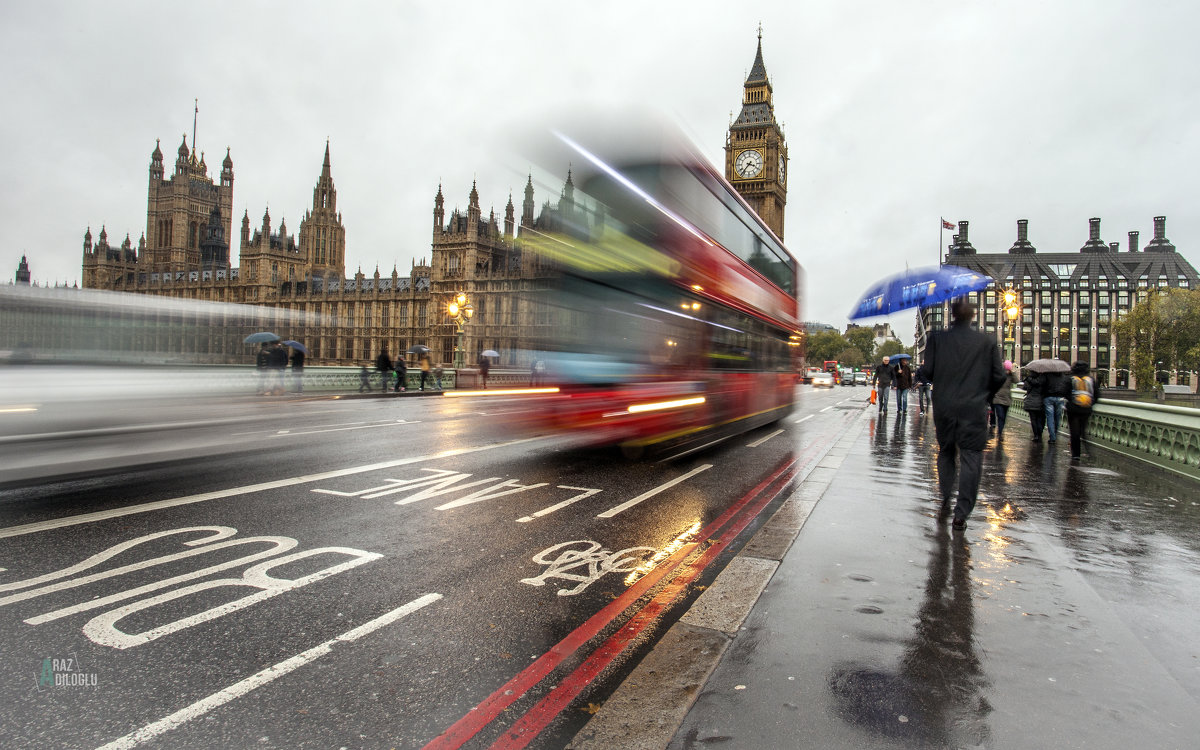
(575, 405, 1200, 749)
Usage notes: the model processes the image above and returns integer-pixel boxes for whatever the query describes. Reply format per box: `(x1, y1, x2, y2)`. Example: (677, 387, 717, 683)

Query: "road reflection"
(829, 525, 989, 745)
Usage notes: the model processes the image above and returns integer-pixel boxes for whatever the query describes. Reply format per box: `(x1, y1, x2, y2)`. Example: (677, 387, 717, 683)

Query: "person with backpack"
(1066, 361, 1101, 460)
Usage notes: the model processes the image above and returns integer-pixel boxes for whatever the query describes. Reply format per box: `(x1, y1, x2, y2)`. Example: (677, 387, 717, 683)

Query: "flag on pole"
(941, 218, 955, 230)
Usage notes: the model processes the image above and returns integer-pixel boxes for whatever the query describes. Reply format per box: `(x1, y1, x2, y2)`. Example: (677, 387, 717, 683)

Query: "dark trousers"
(1028, 407, 1045, 439)
(420, 371, 430, 390)
(918, 385, 930, 411)
(1067, 411, 1091, 458)
(937, 441, 983, 522)
(991, 403, 1009, 434)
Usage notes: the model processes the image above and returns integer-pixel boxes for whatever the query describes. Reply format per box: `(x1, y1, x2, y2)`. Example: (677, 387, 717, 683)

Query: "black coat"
(917, 322, 1006, 451)
(1043, 371, 1071, 399)
(1021, 371, 1044, 411)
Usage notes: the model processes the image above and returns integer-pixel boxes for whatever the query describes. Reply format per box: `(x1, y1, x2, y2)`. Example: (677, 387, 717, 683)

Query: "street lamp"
(1002, 287, 1020, 361)
(447, 291, 474, 369)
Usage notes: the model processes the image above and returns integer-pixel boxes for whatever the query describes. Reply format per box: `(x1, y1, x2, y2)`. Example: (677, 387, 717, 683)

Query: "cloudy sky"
(5, 1, 1199, 341)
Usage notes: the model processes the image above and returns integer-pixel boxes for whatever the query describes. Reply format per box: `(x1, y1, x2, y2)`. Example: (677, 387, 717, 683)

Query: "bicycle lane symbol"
(519, 540, 656, 597)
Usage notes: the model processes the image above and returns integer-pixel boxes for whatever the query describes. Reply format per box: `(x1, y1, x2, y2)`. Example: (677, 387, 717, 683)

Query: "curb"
(569, 406, 871, 750)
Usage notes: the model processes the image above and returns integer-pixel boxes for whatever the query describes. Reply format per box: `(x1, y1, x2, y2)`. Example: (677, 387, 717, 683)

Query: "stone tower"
(725, 27, 788, 240)
(144, 136, 234, 272)
(298, 141, 347, 285)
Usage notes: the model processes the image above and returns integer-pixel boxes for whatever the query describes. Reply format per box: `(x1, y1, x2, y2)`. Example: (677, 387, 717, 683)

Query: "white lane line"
(0, 438, 539, 539)
(94, 593, 442, 750)
(746, 429, 784, 448)
(597, 464, 713, 519)
(819, 405, 834, 412)
(793, 414, 813, 424)
(274, 420, 420, 437)
(517, 486, 603, 523)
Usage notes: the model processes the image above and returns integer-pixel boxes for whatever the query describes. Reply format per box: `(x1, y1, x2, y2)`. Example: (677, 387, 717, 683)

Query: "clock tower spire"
(725, 27, 787, 240)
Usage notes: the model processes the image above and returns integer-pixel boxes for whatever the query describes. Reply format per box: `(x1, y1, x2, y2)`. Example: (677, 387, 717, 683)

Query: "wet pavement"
(667, 406, 1200, 749)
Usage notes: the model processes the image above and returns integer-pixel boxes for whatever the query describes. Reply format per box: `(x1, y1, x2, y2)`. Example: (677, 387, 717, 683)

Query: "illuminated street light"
(447, 291, 474, 369)
(1001, 287, 1020, 361)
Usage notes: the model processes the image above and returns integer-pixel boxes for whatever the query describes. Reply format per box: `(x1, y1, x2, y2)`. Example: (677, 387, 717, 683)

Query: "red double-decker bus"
(515, 128, 802, 457)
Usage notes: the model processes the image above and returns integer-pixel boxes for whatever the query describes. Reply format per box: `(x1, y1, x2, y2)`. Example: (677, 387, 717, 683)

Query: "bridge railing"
(1011, 389, 1200, 480)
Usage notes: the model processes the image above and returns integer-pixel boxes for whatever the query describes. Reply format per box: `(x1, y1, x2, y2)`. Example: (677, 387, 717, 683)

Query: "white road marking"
(820, 405, 833, 412)
(793, 414, 813, 424)
(0, 438, 539, 539)
(275, 420, 420, 436)
(517, 486, 603, 523)
(746, 429, 784, 448)
(93, 593, 442, 750)
(597, 464, 713, 518)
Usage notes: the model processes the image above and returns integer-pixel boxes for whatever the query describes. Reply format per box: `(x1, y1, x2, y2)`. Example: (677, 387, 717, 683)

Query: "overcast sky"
(5, 1, 1199, 342)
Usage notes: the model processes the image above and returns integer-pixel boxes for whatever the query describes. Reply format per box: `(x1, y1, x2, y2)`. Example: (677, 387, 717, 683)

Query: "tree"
(1114, 288, 1200, 390)
(806, 330, 849, 365)
(835, 347, 866, 367)
(877, 339, 908, 359)
(844, 326, 877, 363)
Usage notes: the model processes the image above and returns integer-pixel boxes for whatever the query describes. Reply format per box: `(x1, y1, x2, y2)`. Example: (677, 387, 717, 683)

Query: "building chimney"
(1009, 218, 1036, 254)
(949, 221, 976, 255)
(1109, 242, 1119, 253)
(1080, 217, 1106, 252)
(1089, 217, 1101, 241)
(1128, 230, 1139, 253)
(958, 221, 970, 243)
(1153, 216, 1166, 240)
(1145, 216, 1176, 252)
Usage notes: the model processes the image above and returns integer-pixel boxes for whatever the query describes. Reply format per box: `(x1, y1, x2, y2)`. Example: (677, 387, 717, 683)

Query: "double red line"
(423, 451, 805, 750)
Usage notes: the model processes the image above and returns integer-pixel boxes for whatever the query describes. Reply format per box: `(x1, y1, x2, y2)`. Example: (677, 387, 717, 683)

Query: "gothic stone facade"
(82, 136, 580, 367)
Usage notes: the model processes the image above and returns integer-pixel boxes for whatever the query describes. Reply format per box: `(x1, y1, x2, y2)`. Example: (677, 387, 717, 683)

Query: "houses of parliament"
(74, 35, 788, 367)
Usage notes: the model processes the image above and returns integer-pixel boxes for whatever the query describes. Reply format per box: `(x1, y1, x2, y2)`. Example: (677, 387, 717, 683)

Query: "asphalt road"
(0, 382, 869, 749)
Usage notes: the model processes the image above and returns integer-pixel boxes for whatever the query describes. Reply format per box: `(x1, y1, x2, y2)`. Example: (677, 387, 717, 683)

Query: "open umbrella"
(1025, 358, 1070, 373)
(244, 331, 280, 344)
(886, 353, 911, 361)
(282, 340, 308, 355)
(481, 349, 500, 357)
(850, 265, 992, 320)
(407, 344, 430, 354)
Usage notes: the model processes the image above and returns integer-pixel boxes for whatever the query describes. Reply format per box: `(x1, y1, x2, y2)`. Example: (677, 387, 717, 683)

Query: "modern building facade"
(917, 218, 1199, 388)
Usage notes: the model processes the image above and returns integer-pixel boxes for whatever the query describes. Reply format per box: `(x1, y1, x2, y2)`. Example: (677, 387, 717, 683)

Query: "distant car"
(840, 369, 855, 386)
(812, 371, 835, 388)
(853, 372, 868, 386)
(801, 367, 821, 384)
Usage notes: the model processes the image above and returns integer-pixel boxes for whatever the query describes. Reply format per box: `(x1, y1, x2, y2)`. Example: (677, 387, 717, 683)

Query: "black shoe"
(951, 516, 966, 530)
(937, 501, 952, 522)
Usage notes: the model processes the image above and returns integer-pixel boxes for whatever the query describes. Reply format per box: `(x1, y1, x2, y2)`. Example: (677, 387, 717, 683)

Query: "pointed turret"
(241, 209, 251, 247)
(175, 135, 190, 175)
(83, 227, 93, 255)
(521, 174, 535, 228)
(434, 183, 445, 232)
(221, 146, 234, 187)
(311, 141, 336, 211)
(15, 255, 30, 285)
(150, 139, 164, 181)
(504, 192, 515, 238)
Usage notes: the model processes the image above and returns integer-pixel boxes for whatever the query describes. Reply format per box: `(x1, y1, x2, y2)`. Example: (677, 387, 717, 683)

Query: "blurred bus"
(516, 125, 802, 457)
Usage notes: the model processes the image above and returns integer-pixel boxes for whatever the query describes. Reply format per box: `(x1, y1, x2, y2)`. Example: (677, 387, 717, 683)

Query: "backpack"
(1070, 375, 1094, 408)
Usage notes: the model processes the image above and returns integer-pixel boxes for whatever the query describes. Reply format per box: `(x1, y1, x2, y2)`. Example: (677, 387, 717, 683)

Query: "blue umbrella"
(244, 331, 280, 344)
(849, 265, 992, 320)
(282, 340, 308, 354)
(887, 353, 911, 361)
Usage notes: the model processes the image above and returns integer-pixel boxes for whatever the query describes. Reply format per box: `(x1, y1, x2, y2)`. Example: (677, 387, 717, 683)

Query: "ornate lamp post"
(1002, 287, 1020, 362)
(447, 291, 474, 369)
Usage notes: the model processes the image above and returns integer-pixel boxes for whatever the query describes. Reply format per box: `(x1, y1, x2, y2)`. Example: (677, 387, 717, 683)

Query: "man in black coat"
(916, 299, 1006, 528)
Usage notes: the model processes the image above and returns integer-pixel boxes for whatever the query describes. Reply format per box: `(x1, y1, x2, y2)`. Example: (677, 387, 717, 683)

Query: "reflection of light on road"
(978, 504, 1021, 576)
(443, 388, 560, 398)
(624, 520, 702, 586)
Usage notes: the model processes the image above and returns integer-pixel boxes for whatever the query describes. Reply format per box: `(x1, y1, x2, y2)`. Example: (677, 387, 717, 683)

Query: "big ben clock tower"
(725, 27, 787, 240)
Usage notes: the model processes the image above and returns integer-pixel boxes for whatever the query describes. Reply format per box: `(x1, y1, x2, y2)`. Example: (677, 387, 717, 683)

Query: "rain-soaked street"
(667, 404, 1200, 750)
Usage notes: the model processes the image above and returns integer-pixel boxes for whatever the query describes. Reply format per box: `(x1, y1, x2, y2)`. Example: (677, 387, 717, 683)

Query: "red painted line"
(489, 462, 798, 749)
(421, 455, 798, 750)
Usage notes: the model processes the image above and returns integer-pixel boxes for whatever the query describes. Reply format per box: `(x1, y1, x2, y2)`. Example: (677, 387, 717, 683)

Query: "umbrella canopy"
(885, 353, 911, 361)
(407, 344, 430, 354)
(244, 331, 280, 344)
(481, 349, 500, 357)
(282, 340, 308, 355)
(849, 265, 992, 320)
(1025, 358, 1070, 373)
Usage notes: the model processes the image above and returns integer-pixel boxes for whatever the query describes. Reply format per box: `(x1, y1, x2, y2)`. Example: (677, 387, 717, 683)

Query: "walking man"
(1043, 368, 1070, 443)
(872, 356, 895, 414)
(375, 347, 393, 394)
(916, 299, 1006, 529)
(1066, 361, 1101, 459)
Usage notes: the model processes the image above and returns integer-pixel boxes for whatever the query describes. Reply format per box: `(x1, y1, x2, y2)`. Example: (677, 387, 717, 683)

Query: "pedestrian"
(894, 358, 913, 413)
(419, 353, 432, 390)
(478, 353, 491, 389)
(434, 364, 444, 390)
(255, 342, 272, 395)
(394, 357, 407, 392)
(1022, 368, 1046, 440)
(358, 364, 371, 393)
(290, 345, 305, 393)
(915, 368, 931, 413)
(375, 347, 393, 393)
(1066, 361, 1101, 459)
(872, 356, 895, 414)
(268, 341, 288, 395)
(1043, 367, 1071, 443)
(915, 299, 1006, 529)
(991, 361, 1015, 439)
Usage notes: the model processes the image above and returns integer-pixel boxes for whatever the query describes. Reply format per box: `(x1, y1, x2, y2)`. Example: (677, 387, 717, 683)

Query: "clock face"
(778, 155, 786, 184)
(734, 149, 763, 179)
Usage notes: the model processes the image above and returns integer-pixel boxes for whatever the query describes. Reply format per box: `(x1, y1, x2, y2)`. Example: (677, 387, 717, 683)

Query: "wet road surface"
(670, 406, 1200, 749)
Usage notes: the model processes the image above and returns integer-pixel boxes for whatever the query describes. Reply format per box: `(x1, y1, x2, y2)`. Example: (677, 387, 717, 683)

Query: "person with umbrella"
(477, 352, 491, 389)
(255, 342, 272, 395)
(268, 341, 289, 395)
(894, 355, 914, 414)
(1043, 365, 1072, 444)
(286, 341, 306, 393)
(394, 353, 407, 392)
(1020, 366, 1046, 441)
(916, 299, 1006, 529)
